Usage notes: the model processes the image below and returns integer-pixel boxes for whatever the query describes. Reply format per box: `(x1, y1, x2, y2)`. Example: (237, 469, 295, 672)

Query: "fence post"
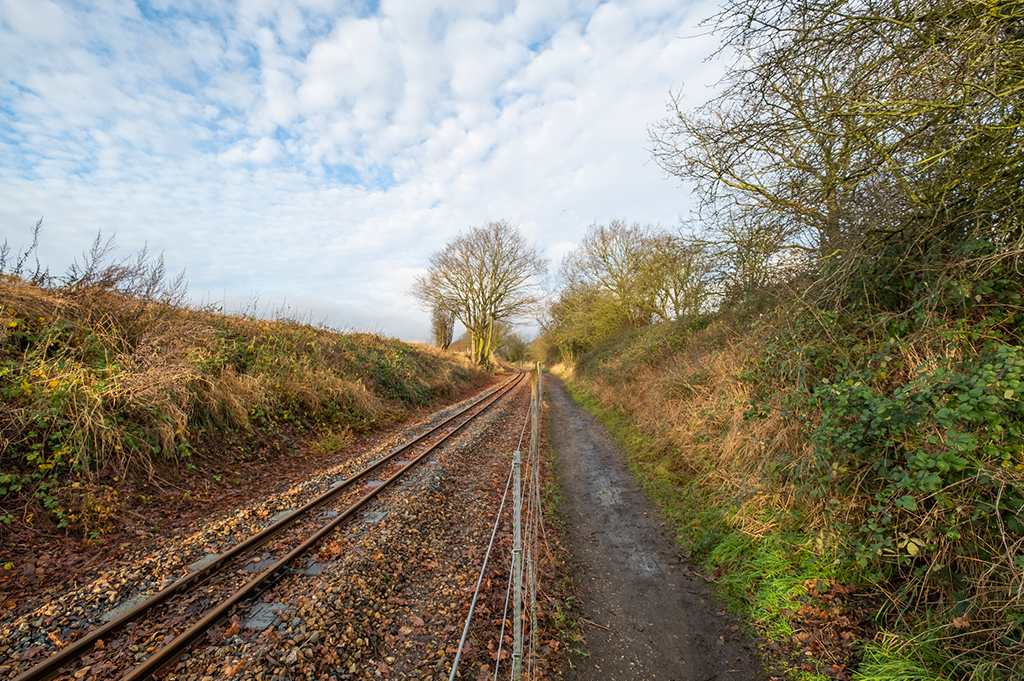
(512, 443, 523, 680)
(530, 364, 541, 660)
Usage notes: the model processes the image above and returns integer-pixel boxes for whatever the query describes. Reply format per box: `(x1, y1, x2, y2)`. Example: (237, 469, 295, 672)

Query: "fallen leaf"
(410, 615, 425, 627)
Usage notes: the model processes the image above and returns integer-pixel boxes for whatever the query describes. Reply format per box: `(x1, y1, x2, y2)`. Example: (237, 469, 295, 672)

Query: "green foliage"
(709, 531, 839, 643)
(740, 254, 1024, 673)
(547, 286, 631, 364)
(761, 341, 1024, 573)
(854, 633, 957, 681)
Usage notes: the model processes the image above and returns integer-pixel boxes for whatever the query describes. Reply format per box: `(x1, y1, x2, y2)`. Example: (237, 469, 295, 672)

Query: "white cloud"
(0, 0, 725, 342)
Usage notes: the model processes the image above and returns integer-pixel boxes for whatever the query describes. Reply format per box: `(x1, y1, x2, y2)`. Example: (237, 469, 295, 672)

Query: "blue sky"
(1, 0, 723, 340)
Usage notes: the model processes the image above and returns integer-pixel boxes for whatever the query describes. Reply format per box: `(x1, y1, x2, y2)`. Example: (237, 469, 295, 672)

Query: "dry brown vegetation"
(563, 284, 1024, 680)
(565, 318, 802, 528)
(0, 269, 483, 537)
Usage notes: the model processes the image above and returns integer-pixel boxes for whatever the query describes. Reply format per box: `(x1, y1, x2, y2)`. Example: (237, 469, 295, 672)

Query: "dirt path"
(547, 375, 767, 681)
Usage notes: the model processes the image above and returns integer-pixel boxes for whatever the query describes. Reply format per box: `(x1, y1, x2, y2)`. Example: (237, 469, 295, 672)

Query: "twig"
(580, 617, 611, 631)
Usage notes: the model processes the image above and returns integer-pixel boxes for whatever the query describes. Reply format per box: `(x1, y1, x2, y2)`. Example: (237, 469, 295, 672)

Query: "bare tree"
(650, 0, 1024, 289)
(560, 221, 712, 325)
(696, 207, 802, 305)
(411, 220, 547, 365)
(648, 0, 905, 264)
(430, 304, 456, 350)
(0, 218, 49, 284)
(647, 232, 713, 319)
(559, 221, 660, 326)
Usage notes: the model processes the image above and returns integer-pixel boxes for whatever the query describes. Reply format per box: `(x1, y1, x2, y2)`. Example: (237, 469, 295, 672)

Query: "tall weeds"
(0, 231, 481, 535)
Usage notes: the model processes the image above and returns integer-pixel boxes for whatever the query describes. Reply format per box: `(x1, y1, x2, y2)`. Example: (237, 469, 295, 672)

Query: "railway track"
(11, 371, 526, 681)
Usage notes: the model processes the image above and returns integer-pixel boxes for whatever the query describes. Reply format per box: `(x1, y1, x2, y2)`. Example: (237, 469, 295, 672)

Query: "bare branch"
(411, 220, 547, 365)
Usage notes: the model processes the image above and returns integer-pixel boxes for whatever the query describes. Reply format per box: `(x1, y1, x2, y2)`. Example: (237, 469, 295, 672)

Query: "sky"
(1, 0, 725, 341)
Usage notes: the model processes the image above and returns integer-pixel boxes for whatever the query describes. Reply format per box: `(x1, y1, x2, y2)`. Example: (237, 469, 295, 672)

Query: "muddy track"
(547, 375, 768, 681)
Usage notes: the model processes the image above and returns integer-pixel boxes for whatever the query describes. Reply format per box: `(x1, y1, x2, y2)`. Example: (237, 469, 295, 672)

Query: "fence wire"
(449, 365, 546, 681)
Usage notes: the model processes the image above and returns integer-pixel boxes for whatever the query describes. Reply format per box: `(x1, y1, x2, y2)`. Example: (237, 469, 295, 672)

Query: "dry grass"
(309, 426, 355, 455)
(1, 273, 484, 533)
(572, 319, 825, 538)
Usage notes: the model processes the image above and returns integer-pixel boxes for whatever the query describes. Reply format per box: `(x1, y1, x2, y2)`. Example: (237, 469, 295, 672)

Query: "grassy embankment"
(559, 295, 1024, 680)
(0, 272, 483, 539)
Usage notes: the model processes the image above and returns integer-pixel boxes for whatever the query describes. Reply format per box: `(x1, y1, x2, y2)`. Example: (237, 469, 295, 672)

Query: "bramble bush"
(740, 240, 1024, 674)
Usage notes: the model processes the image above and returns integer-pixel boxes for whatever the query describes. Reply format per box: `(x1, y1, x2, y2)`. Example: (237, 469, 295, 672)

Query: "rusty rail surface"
(15, 371, 526, 681)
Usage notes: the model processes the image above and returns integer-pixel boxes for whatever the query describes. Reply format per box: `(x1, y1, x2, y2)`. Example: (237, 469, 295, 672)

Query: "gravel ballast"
(1, 374, 541, 680)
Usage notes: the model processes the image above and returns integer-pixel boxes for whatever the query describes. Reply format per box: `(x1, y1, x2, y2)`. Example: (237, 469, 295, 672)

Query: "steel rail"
(123, 369, 525, 681)
(13, 371, 524, 681)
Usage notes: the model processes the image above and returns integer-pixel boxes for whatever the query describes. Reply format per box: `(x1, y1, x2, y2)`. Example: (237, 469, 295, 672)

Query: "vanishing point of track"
(14, 371, 526, 681)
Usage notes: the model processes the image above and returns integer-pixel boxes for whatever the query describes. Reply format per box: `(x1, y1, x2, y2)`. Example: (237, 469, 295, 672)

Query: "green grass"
(854, 634, 947, 681)
(562, 378, 835, 681)
(708, 530, 837, 642)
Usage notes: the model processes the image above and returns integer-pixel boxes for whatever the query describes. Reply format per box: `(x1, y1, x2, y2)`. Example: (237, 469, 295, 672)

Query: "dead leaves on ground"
(759, 578, 879, 681)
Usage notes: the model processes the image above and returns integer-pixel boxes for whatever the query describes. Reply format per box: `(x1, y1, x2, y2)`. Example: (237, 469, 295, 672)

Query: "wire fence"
(449, 365, 546, 681)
